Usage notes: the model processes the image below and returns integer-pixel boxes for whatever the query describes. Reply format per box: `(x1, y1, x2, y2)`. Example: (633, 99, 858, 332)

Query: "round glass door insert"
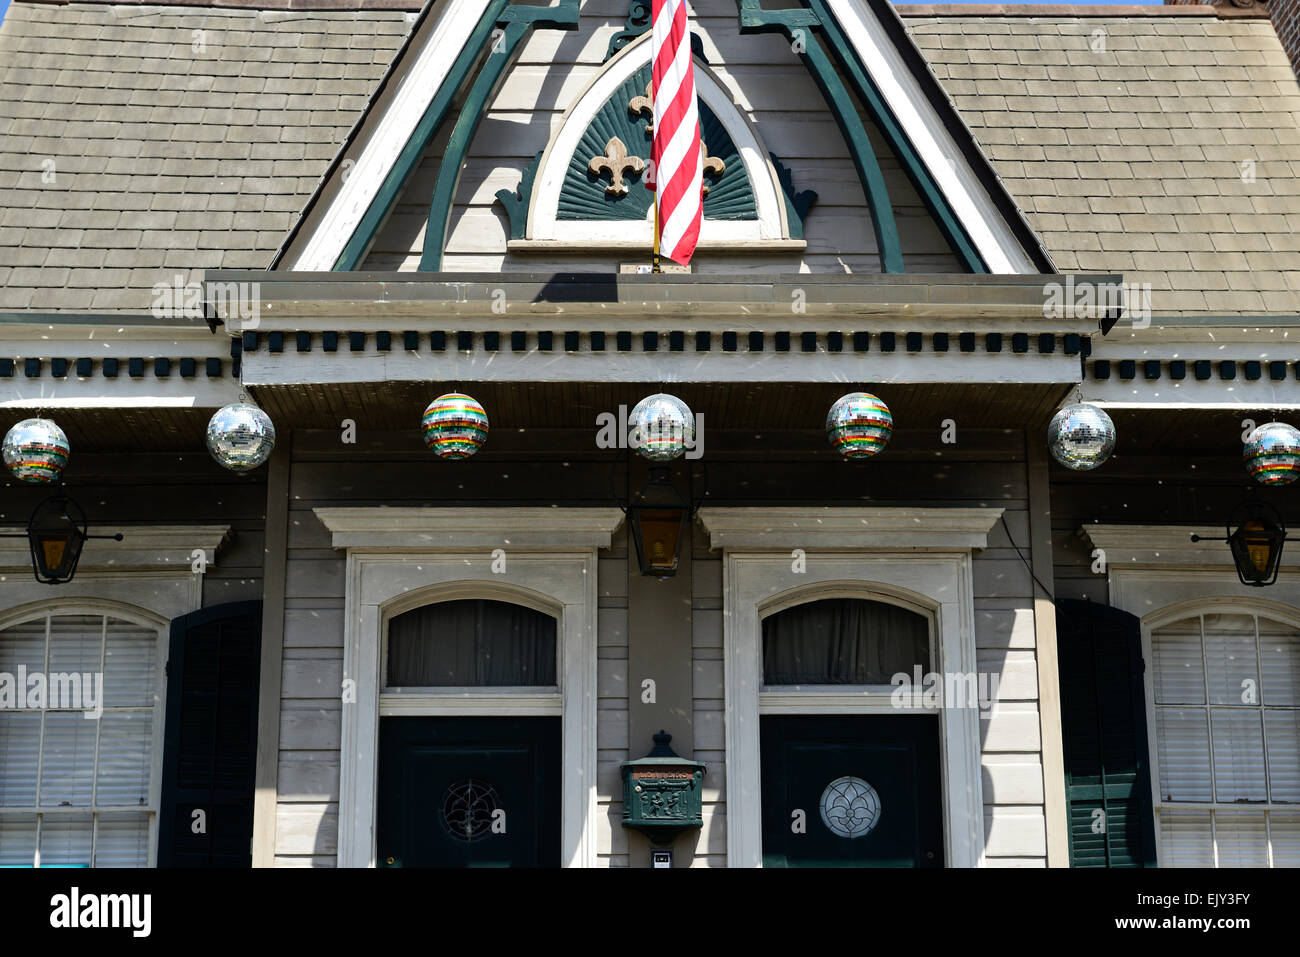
(819, 776, 882, 839)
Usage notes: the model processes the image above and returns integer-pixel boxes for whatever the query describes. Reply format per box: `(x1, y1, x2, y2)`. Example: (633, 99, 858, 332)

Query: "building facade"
(0, 0, 1297, 868)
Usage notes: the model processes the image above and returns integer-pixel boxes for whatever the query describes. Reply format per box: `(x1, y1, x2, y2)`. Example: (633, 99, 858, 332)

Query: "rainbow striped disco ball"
(826, 392, 893, 460)
(422, 393, 489, 460)
(1244, 422, 1300, 486)
(2, 418, 70, 484)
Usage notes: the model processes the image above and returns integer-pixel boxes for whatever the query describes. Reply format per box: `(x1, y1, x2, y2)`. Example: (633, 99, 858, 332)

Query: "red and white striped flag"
(651, 0, 702, 265)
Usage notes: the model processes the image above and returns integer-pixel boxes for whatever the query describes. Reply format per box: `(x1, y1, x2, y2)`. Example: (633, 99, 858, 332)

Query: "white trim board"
(826, 0, 1039, 274)
(0, 525, 231, 574)
(288, 0, 489, 272)
(698, 506, 1001, 868)
(312, 506, 623, 868)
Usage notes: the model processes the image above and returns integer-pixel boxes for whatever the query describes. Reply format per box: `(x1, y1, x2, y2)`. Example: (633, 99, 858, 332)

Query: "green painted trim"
(769, 153, 818, 241)
(738, 1, 903, 273)
(334, 0, 511, 271)
(605, 0, 651, 62)
(803, 0, 987, 273)
(496, 150, 543, 241)
(420, 0, 581, 271)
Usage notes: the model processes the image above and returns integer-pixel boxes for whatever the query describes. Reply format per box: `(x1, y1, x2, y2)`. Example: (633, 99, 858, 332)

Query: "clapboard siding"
(272, 425, 1051, 864)
(596, 532, 629, 867)
(362, 0, 964, 274)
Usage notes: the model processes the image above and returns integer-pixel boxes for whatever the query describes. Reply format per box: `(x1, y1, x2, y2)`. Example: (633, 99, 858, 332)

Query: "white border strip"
(826, 0, 1037, 274)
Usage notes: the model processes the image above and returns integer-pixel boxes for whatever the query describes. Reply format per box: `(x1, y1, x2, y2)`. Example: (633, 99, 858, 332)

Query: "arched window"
(0, 608, 162, 867)
(762, 597, 930, 686)
(386, 599, 557, 688)
(1149, 608, 1300, 866)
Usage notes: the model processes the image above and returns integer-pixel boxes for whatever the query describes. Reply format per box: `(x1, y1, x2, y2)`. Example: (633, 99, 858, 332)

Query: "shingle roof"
(0, 4, 1298, 316)
(0, 2, 410, 312)
(904, 13, 1300, 314)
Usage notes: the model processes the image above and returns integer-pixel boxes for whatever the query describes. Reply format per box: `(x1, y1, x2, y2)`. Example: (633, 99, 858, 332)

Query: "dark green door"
(377, 717, 560, 868)
(761, 715, 943, 867)
(1056, 599, 1157, 868)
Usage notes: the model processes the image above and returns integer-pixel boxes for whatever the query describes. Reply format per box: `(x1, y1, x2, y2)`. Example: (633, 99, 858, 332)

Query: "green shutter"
(1056, 599, 1157, 868)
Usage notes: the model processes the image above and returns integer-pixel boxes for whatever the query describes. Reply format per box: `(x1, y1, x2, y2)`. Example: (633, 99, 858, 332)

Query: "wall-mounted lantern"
(1192, 497, 1288, 587)
(2, 495, 123, 585)
(626, 467, 692, 579)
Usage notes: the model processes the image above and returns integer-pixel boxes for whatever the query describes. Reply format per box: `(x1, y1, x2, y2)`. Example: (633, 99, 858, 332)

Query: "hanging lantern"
(1243, 422, 1300, 486)
(1194, 498, 1289, 587)
(206, 402, 276, 472)
(422, 393, 489, 460)
(630, 393, 695, 462)
(826, 392, 892, 460)
(1047, 402, 1115, 471)
(627, 467, 691, 578)
(2, 417, 70, 484)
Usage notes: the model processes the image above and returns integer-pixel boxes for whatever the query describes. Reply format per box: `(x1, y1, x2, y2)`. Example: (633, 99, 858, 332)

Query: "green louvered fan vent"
(558, 65, 757, 222)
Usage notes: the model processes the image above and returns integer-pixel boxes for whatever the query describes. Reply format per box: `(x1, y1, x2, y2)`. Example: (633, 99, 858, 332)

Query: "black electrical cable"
(1001, 513, 1055, 601)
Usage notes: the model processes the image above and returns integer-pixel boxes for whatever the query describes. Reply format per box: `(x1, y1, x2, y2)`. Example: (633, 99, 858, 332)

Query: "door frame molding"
(699, 506, 1002, 868)
(314, 506, 624, 868)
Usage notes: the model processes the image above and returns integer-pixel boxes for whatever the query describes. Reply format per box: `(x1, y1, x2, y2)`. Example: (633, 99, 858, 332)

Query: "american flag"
(651, 0, 702, 266)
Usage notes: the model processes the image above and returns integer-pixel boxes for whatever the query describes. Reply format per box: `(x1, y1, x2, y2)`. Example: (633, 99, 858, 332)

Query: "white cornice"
(313, 507, 625, 550)
(698, 506, 1004, 551)
(0, 525, 231, 571)
(1079, 524, 1282, 569)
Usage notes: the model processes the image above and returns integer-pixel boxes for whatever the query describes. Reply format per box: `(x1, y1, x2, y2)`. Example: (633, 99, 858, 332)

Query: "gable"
(280, 0, 1052, 275)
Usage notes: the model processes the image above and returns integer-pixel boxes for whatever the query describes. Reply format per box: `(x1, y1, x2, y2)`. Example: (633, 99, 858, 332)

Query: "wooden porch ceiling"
(0, 385, 1275, 459)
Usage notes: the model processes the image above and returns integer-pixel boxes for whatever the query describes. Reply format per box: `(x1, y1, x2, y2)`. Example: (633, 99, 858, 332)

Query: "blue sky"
(0, 0, 11, 30)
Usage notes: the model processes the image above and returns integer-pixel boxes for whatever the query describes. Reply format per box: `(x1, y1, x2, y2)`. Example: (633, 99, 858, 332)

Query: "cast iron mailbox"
(621, 730, 705, 840)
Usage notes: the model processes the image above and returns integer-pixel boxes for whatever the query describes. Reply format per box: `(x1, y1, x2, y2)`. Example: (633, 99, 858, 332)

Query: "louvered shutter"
(157, 601, 261, 867)
(1057, 598, 1157, 867)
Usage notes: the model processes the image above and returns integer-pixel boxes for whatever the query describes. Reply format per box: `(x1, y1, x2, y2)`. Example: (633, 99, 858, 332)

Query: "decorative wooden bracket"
(590, 137, 646, 196)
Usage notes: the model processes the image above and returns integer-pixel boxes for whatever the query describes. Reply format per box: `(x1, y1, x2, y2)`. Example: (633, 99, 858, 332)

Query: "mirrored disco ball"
(1047, 403, 1115, 471)
(422, 393, 489, 460)
(826, 392, 893, 459)
(630, 393, 695, 462)
(2, 417, 70, 484)
(206, 403, 276, 472)
(1244, 421, 1300, 486)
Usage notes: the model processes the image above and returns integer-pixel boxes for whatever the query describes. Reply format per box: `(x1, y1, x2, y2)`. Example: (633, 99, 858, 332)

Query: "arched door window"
(1149, 608, 1300, 866)
(385, 599, 557, 688)
(0, 609, 162, 867)
(762, 597, 930, 686)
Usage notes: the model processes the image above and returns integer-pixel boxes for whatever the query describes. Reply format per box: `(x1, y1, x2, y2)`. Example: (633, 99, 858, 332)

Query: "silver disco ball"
(1047, 402, 1115, 471)
(630, 393, 695, 462)
(206, 402, 276, 472)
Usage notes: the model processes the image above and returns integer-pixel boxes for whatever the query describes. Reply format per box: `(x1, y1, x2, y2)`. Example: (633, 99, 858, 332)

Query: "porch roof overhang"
(205, 271, 1113, 390)
(205, 271, 1114, 329)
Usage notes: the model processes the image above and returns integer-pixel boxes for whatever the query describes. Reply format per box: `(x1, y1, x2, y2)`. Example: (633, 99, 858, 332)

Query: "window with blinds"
(1150, 611, 1300, 867)
(0, 612, 160, 867)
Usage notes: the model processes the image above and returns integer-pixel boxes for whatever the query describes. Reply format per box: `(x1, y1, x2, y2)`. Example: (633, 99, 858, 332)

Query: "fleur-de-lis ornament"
(629, 80, 653, 135)
(700, 141, 725, 196)
(589, 136, 645, 196)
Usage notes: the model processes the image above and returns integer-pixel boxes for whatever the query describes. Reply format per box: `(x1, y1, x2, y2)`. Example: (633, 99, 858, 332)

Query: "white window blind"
(1151, 611, 1300, 867)
(0, 612, 159, 867)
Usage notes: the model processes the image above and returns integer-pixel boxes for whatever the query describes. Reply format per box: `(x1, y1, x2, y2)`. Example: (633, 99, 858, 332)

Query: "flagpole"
(652, 198, 662, 274)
